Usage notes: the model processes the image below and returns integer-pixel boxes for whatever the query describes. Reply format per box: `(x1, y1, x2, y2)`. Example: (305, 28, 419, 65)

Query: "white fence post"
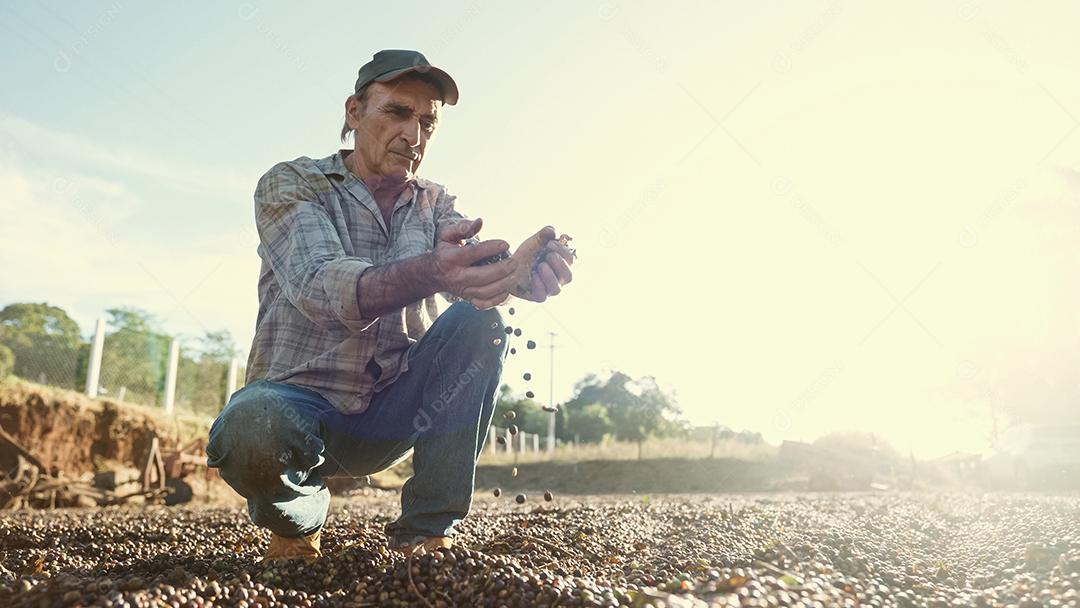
(489, 427, 498, 455)
(518, 430, 526, 453)
(225, 357, 239, 406)
(546, 410, 556, 452)
(533, 433, 539, 452)
(84, 318, 106, 398)
(163, 339, 180, 415)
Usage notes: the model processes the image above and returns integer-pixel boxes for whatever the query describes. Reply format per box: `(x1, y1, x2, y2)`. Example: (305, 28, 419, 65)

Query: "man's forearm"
(356, 252, 444, 319)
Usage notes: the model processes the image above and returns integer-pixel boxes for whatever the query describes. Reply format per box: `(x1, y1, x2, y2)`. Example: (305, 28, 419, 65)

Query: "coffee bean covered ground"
(1, 493, 1077, 607)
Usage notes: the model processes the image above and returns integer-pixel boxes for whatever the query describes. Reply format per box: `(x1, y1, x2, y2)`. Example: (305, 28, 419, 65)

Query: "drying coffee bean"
(508, 424, 518, 435)
(544, 490, 553, 502)
(3, 493, 1071, 606)
(526, 340, 537, 349)
(523, 373, 532, 381)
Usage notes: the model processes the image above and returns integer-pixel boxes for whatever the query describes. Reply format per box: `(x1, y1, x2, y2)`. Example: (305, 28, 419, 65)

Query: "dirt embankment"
(0, 377, 209, 477)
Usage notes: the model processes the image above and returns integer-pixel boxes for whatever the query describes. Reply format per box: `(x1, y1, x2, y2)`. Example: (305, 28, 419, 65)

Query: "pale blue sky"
(3, 2, 1080, 456)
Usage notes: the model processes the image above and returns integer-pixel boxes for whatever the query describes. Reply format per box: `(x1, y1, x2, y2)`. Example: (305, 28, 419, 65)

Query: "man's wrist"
(423, 251, 448, 294)
(353, 251, 448, 319)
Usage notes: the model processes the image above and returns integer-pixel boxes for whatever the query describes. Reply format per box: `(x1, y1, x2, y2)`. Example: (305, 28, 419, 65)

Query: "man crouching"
(206, 49, 574, 561)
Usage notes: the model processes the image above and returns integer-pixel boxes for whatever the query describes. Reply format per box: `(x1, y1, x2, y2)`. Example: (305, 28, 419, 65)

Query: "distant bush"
(0, 343, 13, 379)
(814, 431, 902, 464)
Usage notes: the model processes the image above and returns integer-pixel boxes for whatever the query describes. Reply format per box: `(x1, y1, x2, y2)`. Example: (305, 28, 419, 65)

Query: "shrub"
(0, 343, 14, 379)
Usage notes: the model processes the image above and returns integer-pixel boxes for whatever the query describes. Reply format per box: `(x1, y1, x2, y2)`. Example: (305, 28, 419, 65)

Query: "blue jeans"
(206, 302, 507, 546)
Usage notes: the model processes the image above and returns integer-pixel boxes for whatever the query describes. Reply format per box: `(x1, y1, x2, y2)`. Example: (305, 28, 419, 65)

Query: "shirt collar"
(320, 148, 419, 200)
(317, 148, 351, 178)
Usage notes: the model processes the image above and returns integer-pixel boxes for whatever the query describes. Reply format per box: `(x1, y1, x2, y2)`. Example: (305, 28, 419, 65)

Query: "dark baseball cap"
(354, 49, 459, 106)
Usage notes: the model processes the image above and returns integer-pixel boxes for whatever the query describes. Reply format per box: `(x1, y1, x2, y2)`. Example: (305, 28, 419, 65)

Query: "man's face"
(346, 76, 442, 182)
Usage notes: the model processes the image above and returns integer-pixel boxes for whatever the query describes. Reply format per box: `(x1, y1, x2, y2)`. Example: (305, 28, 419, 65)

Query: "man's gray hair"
(340, 88, 372, 144)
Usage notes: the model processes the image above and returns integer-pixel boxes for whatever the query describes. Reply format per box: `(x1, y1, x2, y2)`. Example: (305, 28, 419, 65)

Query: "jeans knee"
(207, 383, 325, 491)
(444, 300, 503, 330)
(439, 301, 508, 358)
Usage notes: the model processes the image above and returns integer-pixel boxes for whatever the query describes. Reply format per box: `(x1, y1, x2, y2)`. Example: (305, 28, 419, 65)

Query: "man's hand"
(434, 218, 519, 309)
(512, 226, 575, 303)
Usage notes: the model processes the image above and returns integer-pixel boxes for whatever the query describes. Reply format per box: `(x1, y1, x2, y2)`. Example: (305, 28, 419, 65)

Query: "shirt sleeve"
(254, 162, 380, 332)
(432, 186, 480, 304)
(433, 186, 480, 245)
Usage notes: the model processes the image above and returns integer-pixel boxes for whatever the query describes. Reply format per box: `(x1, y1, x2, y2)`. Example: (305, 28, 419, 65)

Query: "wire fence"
(487, 425, 544, 456)
(0, 313, 243, 419)
(3, 337, 83, 390)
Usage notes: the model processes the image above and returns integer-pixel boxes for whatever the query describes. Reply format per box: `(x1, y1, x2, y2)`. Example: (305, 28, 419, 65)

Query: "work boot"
(262, 529, 322, 563)
(390, 536, 453, 557)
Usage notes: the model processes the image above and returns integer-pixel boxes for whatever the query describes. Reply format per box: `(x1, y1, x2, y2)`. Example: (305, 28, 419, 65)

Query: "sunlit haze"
(3, 2, 1079, 458)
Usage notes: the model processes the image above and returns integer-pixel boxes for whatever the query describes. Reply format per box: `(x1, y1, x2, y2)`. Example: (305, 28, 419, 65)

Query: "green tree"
(198, 329, 240, 361)
(99, 307, 171, 404)
(0, 302, 83, 388)
(177, 329, 239, 416)
(565, 403, 614, 443)
(494, 384, 549, 435)
(562, 372, 685, 458)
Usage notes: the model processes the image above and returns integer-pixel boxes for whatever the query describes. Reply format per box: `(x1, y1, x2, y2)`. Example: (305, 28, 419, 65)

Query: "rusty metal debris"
(0, 428, 208, 510)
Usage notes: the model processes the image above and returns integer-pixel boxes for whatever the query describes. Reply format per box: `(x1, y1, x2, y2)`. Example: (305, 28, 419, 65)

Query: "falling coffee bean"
(512, 467, 518, 477)
(510, 348, 517, 355)
(527, 340, 537, 349)
(503, 410, 517, 421)
(542, 405, 558, 413)
(544, 490, 553, 502)
(526, 391, 535, 399)
(515, 494, 527, 504)
(523, 373, 532, 381)
(504, 326, 513, 335)
(508, 307, 515, 315)
(492, 338, 503, 346)
(493, 488, 501, 497)
(514, 328, 522, 337)
(509, 424, 518, 435)
(496, 436, 507, 446)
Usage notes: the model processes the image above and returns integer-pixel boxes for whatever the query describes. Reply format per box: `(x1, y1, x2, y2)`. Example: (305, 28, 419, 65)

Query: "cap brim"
(375, 66, 459, 105)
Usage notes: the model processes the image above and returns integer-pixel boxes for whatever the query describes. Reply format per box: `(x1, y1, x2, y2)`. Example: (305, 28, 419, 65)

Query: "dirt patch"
(0, 377, 209, 478)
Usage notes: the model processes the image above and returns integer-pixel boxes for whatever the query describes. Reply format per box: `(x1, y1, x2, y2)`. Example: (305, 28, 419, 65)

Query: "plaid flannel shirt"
(244, 148, 471, 414)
